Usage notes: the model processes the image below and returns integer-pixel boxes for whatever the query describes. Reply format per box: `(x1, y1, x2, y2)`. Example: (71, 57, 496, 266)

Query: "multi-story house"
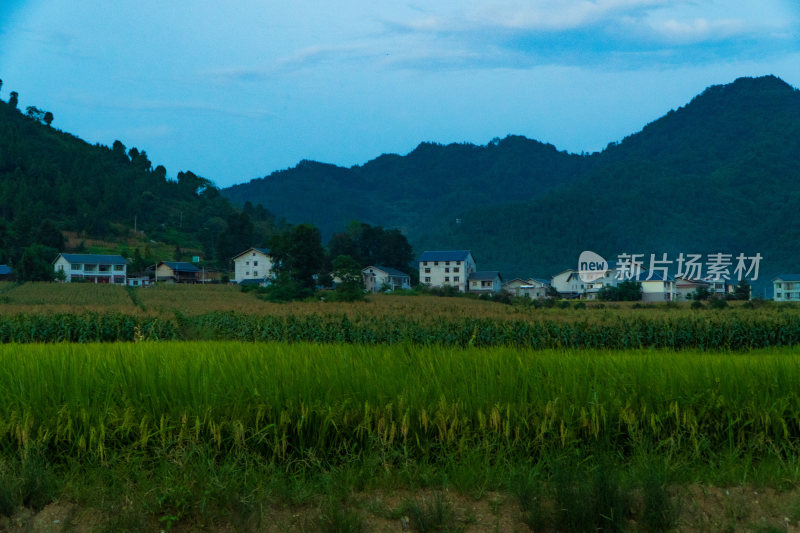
(233, 247, 274, 285)
(53, 253, 128, 284)
(773, 275, 800, 302)
(418, 250, 476, 292)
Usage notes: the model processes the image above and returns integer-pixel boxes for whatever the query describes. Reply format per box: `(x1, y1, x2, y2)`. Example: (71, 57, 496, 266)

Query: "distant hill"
(222, 136, 592, 241)
(0, 95, 279, 272)
(224, 75, 800, 292)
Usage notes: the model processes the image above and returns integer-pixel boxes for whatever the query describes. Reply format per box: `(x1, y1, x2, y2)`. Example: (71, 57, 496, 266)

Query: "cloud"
(375, 0, 798, 70)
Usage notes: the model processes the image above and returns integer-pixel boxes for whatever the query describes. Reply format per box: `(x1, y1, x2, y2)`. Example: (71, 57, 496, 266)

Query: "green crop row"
(1, 311, 798, 350)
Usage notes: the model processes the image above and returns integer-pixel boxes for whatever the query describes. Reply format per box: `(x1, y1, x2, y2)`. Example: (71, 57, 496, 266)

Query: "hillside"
(0, 96, 281, 274)
(225, 75, 800, 290)
(222, 136, 592, 240)
(423, 75, 800, 289)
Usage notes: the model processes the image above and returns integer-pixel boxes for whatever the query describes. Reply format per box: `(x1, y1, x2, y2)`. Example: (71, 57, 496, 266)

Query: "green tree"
(17, 245, 56, 282)
(268, 224, 325, 299)
(733, 280, 751, 300)
(332, 254, 364, 301)
(693, 286, 711, 301)
(8, 91, 18, 109)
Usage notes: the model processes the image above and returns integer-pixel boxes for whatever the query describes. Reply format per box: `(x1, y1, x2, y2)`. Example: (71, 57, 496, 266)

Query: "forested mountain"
(223, 136, 592, 240)
(423, 75, 800, 291)
(225, 75, 800, 291)
(0, 94, 282, 274)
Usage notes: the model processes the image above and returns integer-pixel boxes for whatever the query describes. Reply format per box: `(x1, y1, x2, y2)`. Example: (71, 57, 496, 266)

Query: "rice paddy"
(2, 283, 800, 530)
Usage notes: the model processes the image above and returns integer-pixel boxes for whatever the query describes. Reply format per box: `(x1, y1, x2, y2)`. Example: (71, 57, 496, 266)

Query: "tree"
(43, 111, 53, 126)
(8, 91, 18, 109)
(331, 254, 364, 301)
(268, 224, 325, 299)
(732, 280, 751, 300)
(693, 286, 711, 301)
(17, 245, 56, 282)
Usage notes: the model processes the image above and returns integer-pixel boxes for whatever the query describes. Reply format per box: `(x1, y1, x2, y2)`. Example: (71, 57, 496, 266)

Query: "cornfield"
(0, 311, 799, 350)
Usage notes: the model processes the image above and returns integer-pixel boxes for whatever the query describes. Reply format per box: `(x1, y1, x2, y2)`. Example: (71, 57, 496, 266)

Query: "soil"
(2, 484, 800, 532)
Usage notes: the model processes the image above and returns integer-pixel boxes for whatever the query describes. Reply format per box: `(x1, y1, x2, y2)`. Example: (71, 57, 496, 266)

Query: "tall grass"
(1, 342, 800, 465)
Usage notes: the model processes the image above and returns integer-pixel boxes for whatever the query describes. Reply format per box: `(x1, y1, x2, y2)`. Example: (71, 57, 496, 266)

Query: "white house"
(53, 253, 128, 284)
(503, 278, 550, 299)
(468, 271, 503, 294)
(233, 247, 274, 284)
(773, 275, 800, 302)
(418, 250, 476, 292)
(633, 271, 677, 302)
(362, 265, 411, 292)
(550, 269, 587, 298)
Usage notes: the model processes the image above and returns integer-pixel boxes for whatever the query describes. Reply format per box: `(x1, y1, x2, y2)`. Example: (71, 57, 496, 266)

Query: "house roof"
(630, 271, 674, 282)
(0, 265, 12, 275)
(532, 278, 551, 285)
(364, 265, 409, 277)
(232, 247, 271, 260)
(239, 278, 271, 285)
(56, 253, 128, 265)
(159, 261, 200, 273)
(774, 274, 800, 282)
(469, 271, 502, 281)
(418, 250, 472, 262)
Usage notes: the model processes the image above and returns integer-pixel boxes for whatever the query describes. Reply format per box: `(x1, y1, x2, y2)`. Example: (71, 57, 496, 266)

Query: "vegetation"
(0, 93, 284, 274)
(223, 76, 800, 295)
(2, 342, 800, 529)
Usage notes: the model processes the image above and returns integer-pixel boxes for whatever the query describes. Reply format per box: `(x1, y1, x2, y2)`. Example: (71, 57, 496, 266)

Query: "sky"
(1, 0, 799, 188)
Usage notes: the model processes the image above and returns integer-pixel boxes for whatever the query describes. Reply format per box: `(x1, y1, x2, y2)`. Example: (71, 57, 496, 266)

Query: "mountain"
(423, 75, 800, 289)
(0, 96, 280, 274)
(222, 135, 592, 241)
(224, 75, 800, 291)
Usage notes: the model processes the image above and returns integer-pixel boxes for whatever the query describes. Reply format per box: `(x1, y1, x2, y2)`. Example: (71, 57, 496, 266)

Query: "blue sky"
(1, 0, 799, 188)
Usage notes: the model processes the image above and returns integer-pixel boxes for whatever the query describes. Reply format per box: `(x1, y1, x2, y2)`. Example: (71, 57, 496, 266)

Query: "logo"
(578, 251, 608, 283)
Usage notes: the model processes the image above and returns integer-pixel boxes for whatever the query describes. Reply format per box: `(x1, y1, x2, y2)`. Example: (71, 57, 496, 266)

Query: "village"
(0, 248, 787, 302)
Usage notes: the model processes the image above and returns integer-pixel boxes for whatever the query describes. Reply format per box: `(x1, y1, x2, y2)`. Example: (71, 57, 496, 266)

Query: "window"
(71, 264, 81, 271)
(445, 267, 449, 273)
(424, 276, 431, 283)
(246, 271, 250, 276)
(423, 261, 428, 266)
(434, 261, 439, 266)
(454, 267, 459, 273)
(425, 268, 431, 273)
(246, 261, 250, 266)
(254, 271, 258, 276)
(445, 261, 450, 266)
(114, 265, 124, 271)
(454, 276, 459, 282)
(253, 261, 258, 267)
(444, 277, 450, 282)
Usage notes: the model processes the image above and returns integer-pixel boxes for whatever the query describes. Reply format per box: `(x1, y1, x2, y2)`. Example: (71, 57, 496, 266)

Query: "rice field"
(2, 342, 800, 464)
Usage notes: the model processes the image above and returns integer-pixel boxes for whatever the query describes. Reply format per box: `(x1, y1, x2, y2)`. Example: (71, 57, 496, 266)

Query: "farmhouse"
(675, 277, 712, 300)
(233, 247, 273, 284)
(362, 265, 411, 292)
(633, 271, 677, 302)
(773, 275, 800, 302)
(468, 271, 503, 294)
(550, 269, 586, 299)
(53, 253, 127, 284)
(418, 250, 476, 292)
(155, 261, 200, 283)
(503, 278, 550, 298)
